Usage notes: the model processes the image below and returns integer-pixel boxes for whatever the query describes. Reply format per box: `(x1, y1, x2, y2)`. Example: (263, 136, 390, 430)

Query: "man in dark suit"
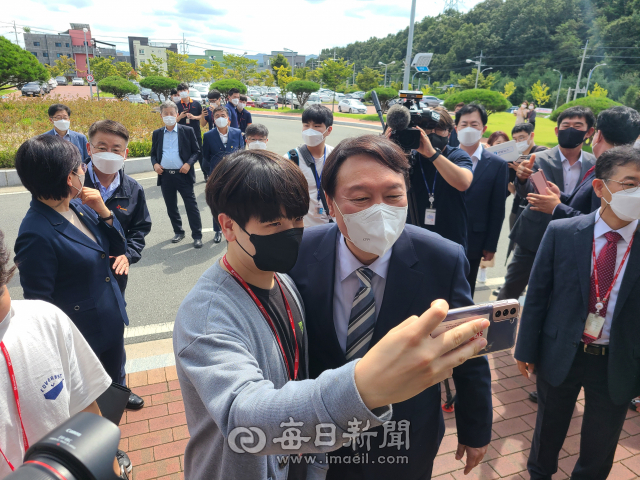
(151, 100, 203, 248)
(44, 103, 89, 160)
(456, 104, 509, 296)
(497, 106, 596, 301)
(202, 106, 244, 243)
(289, 135, 492, 480)
(515, 146, 640, 479)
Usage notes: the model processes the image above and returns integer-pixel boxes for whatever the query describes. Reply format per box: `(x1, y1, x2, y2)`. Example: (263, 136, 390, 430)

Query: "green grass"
(485, 112, 558, 148)
(92, 92, 115, 98)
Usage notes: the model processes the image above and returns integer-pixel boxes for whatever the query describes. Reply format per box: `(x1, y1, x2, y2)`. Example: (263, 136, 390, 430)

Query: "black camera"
(5, 413, 122, 480)
(387, 90, 441, 151)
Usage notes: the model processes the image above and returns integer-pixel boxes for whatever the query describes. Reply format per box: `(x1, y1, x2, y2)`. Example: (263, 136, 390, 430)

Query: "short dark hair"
(88, 119, 129, 143)
(302, 104, 333, 127)
(239, 94, 248, 102)
(512, 123, 535, 136)
(321, 135, 410, 198)
(0, 230, 16, 295)
(177, 83, 189, 91)
(557, 106, 596, 130)
(170, 88, 178, 95)
(207, 89, 221, 100)
(455, 102, 465, 109)
(432, 106, 454, 132)
(596, 106, 640, 146)
(245, 123, 269, 139)
(206, 150, 309, 228)
(15, 135, 81, 201)
(487, 131, 509, 146)
(596, 146, 640, 180)
(212, 106, 227, 117)
(455, 103, 488, 126)
(48, 103, 71, 118)
(228, 88, 240, 96)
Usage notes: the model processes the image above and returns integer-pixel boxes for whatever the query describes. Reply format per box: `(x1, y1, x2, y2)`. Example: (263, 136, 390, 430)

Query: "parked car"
(55, 76, 68, 86)
(188, 90, 202, 103)
(338, 99, 367, 114)
(245, 98, 255, 107)
(48, 78, 57, 90)
(72, 77, 84, 86)
(263, 92, 278, 99)
(21, 82, 46, 97)
(420, 95, 444, 108)
(308, 93, 332, 103)
(351, 91, 366, 99)
(139, 88, 152, 100)
(506, 106, 518, 114)
(124, 94, 145, 104)
(256, 97, 278, 109)
(148, 92, 167, 103)
(278, 92, 297, 103)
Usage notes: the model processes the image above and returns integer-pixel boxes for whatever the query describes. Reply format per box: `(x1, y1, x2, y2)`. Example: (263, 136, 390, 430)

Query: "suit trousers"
(528, 348, 628, 480)
(160, 171, 202, 239)
(497, 244, 536, 300)
(97, 336, 126, 386)
(466, 256, 482, 298)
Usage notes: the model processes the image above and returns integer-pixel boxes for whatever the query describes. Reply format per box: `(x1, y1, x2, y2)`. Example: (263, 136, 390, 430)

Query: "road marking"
(125, 321, 174, 339)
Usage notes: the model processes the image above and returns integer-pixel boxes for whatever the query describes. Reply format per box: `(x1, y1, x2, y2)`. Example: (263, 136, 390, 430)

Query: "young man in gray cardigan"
(173, 149, 489, 480)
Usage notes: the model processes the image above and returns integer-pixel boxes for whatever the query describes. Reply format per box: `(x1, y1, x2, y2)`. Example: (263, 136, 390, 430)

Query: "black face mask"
(237, 227, 304, 273)
(428, 133, 449, 151)
(558, 127, 587, 149)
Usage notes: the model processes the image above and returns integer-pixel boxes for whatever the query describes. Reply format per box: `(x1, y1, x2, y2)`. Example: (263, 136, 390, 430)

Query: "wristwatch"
(426, 148, 441, 163)
(99, 210, 114, 222)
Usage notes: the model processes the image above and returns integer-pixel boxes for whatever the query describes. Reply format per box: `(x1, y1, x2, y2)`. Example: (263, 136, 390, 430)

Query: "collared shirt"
(177, 98, 202, 140)
(53, 129, 71, 141)
(161, 124, 184, 169)
(236, 108, 252, 133)
(332, 232, 392, 354)
(560, 150, 584, 194)
(591, 210, 638, 345)
(470, 143, 483, 173)
(88, 162, 120, 202)
(218, 129, 228, 145)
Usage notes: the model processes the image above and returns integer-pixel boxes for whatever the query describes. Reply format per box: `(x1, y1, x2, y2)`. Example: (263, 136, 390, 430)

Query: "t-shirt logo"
(40, 373, 65, 400)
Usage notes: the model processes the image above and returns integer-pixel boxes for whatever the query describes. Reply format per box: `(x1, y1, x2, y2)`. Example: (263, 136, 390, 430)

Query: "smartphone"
(430, 300, 520, 357)
(509, 154, 531, 165)
(530, 170, 549, 194)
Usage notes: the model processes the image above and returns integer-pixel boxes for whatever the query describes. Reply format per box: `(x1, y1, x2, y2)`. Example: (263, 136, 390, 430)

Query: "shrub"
(287, 80, 320, 108)
(549, 96, 623, 122)
(364, 87, 398, 111)
(139, 76, 178, 101)
(97, 76, 139, 99)
(444, 89, 510, 115)
(210, 79, 247, 100)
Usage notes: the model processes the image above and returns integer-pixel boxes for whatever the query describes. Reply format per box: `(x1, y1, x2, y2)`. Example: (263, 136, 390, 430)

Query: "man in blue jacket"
(44, 103, 89, 160)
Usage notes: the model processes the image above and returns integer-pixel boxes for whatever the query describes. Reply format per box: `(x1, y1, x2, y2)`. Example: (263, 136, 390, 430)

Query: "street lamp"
(466, 57, 482, 89)
(481, 67, 493, 75)
(585, 63, 607, 96)
(283, 48, 295, 110)
(82, 28, 93, 100)
(552, 69, 563, 111)
(379, 61, 395, 88)
(402, 0, 417, 89)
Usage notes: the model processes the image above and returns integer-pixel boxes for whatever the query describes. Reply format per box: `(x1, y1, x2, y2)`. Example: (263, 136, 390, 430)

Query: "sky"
(1, 0, 485, 57)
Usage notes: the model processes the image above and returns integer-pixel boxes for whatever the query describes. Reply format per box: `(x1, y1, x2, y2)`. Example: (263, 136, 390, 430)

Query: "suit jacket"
(14, 199, 129, 354)
(289, 224, 493, 480)
(44, 129, 89, 160)
(150, 125, 200, 186)
(515, 212, 640, 405)
(510, 146, 595, 252)
(552, 170, 600, 220)
(202, 127, 244, 178)
(465, 149, 509, 259)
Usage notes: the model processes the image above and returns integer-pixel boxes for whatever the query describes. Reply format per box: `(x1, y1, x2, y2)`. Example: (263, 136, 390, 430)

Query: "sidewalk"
(122, 352, 640, 480)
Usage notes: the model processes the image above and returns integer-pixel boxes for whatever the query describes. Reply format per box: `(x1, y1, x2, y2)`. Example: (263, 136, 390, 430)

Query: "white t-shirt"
(286, 145, 334, 227)
(0, 300, 111, 476)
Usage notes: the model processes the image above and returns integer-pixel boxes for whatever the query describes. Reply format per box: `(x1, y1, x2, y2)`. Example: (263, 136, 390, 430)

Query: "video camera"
(386, 91, 441, 151)
(5, 413, 122, 480)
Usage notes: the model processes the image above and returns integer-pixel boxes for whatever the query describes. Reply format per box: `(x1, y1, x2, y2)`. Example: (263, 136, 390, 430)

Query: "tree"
(364, 87, 398, 112)
(458, 69, 498, 90)
(210, 79, 247, 100)
(97, 76, 139, 99)
(274, 65, 294, 108)
(166, 51, 205, 83)
(550, 97, 623, 122)
(205, 61, 224, 84)
(294, 67, 310, 80)
(288, 80, 320, 108)
(114, 61, 136, 80)
(223, 54, 259, 84)
(270, 54, 290, 81)
(0, 36, 49, 91)
(588, 83, 608, 98)
(501, 81, 516, 99)
(444, 89, 510, 115)
(356, 66, 382, 92)
(259, 71, 275, 87)
(318, 58, 352, 111)
(139, 54, 166, 77)
(22, 27, 31, 33)
(531, 80, 551, 106)
(89, 56, 118, 100)
(45, 54, 77, 79)
(140, 76, 178, 101)
(622, 85, 640, 110)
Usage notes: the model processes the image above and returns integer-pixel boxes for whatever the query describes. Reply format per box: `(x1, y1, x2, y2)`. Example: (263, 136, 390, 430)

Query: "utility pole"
(352, 62, 356, 86)
(553, 69, 563, 111)
(574, 40, 588, 101)
(13, 21, 19, 46)
(402, 0, 417, 90)
(475, 51, 483, 89)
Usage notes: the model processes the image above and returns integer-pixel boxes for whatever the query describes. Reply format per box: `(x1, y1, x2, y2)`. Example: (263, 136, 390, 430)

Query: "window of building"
(84, 41, 88, 46)
(139, 49, 145, 54)
(57, 53, 63, 58)
(33, 42, 40, 46)
(65, 43, 70, 47)
(43, 52, 49, 57)
(31, 52, 38, 56)
(55, 42, 62, 47)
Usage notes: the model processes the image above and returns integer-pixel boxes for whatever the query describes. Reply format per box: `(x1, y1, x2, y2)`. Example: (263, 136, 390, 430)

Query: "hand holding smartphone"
(530, 170, 549, 194)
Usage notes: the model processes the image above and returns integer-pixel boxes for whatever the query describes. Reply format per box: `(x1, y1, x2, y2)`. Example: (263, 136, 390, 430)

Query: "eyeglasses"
(51, 116, 69, 121)
(90, 143, 125, 156)
(606, 179, 640, 194)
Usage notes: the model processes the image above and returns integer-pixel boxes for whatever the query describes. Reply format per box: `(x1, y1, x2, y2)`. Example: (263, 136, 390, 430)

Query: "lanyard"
(419, 157, 438, 209)
(310, 147, 326, 201)
(592, 233, 635, 314)
(0, 341, 29, 471)
(222, 255, 299, 380)
(181, 100, 191, 113)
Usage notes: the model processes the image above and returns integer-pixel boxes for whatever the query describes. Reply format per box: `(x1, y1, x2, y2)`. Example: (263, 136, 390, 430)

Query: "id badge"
(186, 118, 191, 124)
(317, 206, 324, 215)
(583, 313, 605, 340)
(424, 208, 436, 226)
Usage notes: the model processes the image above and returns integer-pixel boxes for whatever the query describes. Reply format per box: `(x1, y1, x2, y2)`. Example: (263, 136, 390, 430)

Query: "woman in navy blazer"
(13, 135, 130, 385)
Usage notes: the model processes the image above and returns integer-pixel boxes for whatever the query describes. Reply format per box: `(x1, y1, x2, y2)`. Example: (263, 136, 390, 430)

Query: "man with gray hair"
(151, 100, 203, 248)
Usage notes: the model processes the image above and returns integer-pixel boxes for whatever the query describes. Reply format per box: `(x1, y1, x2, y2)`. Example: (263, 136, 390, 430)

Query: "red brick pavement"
(123, 352, 640, 479)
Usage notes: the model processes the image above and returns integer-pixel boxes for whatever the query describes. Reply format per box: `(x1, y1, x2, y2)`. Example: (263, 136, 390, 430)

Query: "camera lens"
(503, 309, 509, 316)
(495, 310, 501, 317)
(510, 308, 517, 315)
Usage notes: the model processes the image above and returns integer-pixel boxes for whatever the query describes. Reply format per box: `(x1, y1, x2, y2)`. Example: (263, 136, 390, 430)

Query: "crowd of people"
(1, 86, 640, 480)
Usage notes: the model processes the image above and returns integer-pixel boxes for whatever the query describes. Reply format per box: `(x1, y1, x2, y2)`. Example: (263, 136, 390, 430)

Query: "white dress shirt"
(559, 150, 583, 194)
(591, 210, 638, 345)
(218, 130, 228, 145)
(470, 143, 483, 173)
(332, 233, 392, 353)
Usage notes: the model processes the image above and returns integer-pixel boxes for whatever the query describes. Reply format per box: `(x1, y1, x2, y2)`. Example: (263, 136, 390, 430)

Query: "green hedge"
(549, 96, 623, 122)
(443, 89, 510, 114)
(128, 140, 152, 158)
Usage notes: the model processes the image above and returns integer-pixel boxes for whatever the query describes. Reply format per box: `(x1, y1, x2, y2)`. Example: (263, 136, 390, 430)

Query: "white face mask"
(335, 202, 407, 257)
(529, 105, 535, 110)
(231, 98, 239, 106)
(215, 117, 229, 128)
(163, 116, 177, 127)
(179, 91, 189, 99)
(237, 102, 246, 109)
(248, 141, 267, 150)
(53, 119, 70, 132)
(302, 128, 326, 147)
(172, 96, 180, 103)
(516, 138, 531, 154)
(604, 182, 640, 222)
(634, 140, 640, 149)
(91, 150, 125, 175)
(457, 127, 483, 147)
(521, 104, 527, 108)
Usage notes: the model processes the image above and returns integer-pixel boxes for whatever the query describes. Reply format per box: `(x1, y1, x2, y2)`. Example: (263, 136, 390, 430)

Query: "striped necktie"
(346, 267, 376, 360)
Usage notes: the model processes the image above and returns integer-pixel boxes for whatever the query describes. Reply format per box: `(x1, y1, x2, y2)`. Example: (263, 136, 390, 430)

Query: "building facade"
(264, 51, 307, 69)
(128, 36, 178, 70)
(187, 49, 223, 66)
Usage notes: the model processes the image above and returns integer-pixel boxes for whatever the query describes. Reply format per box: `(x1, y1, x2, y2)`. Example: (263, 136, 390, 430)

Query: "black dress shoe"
(171, 233, 185, 243)
(194, 239, 203, 249)
(126, 392, 145, 410)
(214, 232, 222, 243)
(529, 390, 538, 403)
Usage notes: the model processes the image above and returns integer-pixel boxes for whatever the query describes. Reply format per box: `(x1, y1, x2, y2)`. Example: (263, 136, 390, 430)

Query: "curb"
(251, 112, 383, 130)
